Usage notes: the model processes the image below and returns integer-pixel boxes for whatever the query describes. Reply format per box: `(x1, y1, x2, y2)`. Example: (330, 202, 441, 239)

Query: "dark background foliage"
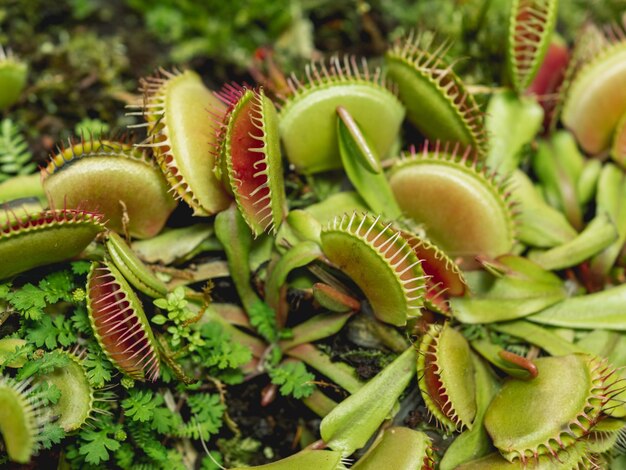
(0, 0, 622, 161)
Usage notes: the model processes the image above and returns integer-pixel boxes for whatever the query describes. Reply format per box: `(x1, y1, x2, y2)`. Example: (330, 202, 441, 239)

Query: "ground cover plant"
(2, 0, 626, 469)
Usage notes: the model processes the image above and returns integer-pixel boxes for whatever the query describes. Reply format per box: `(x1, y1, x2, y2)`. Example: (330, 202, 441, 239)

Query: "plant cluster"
(2, 1, 626, 469)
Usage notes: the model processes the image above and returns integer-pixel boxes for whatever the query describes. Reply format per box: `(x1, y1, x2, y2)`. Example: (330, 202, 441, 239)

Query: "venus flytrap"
(385, 33, 487, 155)
(133, 69, 231, 216)
(484, 354, 624, 463)
(35, 350, 95, 432)
(320, 212, 427, 326)
(6, 8, 626, 469)
(42, 137, 177, 239)
(213, 85, 287, 236)
(562, 36, 626, 155)
(389, 143, 516, 264)
(417, 323, 477, 432)
(0, 376, 52, 463)
(439, 353, 499, 469)
(87, 261, 161, 381)
(0, 208, 105, 280)
(105, 231, 169, 298)
(400, 231, 467, 314)
(279, 56, 404, 174)
(351, 427, 434, 470)
(506, 0, 559, 94)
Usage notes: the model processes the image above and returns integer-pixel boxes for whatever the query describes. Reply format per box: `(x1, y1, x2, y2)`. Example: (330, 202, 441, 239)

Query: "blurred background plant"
(0, 0, 623, 180)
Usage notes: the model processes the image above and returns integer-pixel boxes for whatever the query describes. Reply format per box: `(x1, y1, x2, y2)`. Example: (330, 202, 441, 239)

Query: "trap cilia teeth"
(484, 353, 626, 464)
(131, 69, 232, 216)
(35, 349, 96, 433)
(417, 322, 477, 433)
(278, 55, 405, 174)
(0, 206, 105, 280)
(385, 33, 488, 156)
(319, 211, 427, 326)
(506, 0, 559, 94)
(41, 136, 176, 239)
(388, 142, 517, 264)
(87, 260, 161, 382)
(561, 27, 626, 157)
(6, 6, 626, 469)
(0, 376, 52, 463)
(212, 84, 287, 236)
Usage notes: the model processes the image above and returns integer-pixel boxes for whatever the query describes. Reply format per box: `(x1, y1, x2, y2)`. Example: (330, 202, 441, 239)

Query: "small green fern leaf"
(0, 119, 34, 182)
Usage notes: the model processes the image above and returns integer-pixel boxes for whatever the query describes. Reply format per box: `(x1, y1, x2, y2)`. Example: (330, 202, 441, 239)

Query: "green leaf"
(198, 322, 253, 373)
(39, 423, 65, 450)
(176, 393, 225, 440)
(83, 350, 114, 388)
(79, 429, 120, 465)
(337, 108, 401, 218)
(38, 270, 73, 303)
(71, 260, 92, 275)
(70, 305, 91, 334)
(270, 361, 315, 399)
(114, 443, 135, 469)
(122, 389, 157, 422)
(26, 315, 76, 349)
(7, 283, 47, 320)
(0, 119, 34, 182)
(248, 300, 278, 343)
(528, 283, 626, 330)
(201, 451, 224, 470)
(151, 314, 167, 325)
(320, 347, 417, 455)
(32, 381, 62, 405)
(16, 350, 70, 380)
(528, 212, 618, 270)
(0, 283, 11, 298)
(151, 405, 178, 434)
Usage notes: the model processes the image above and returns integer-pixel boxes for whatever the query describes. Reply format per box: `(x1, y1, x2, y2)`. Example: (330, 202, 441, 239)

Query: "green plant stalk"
(286, 343, 363, 394)
(279, 312, 354, 351)
(528, 283, 626, 330)
(320, 346, 417, 455)
(491, 321, 586, 356)
(265, 241, 322, 327)
(215, 204, 260, 312)
(527, 212, 618, 270)
(439, 352, 499, 469)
